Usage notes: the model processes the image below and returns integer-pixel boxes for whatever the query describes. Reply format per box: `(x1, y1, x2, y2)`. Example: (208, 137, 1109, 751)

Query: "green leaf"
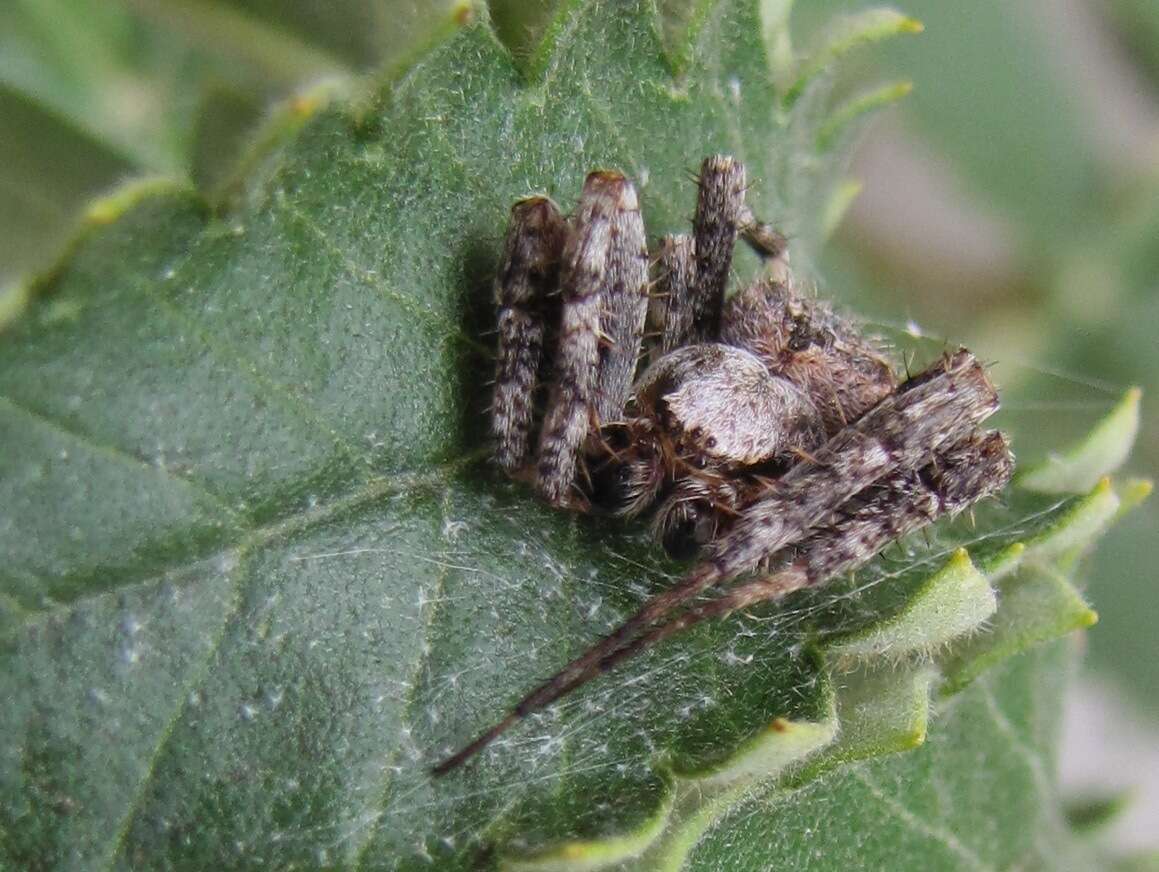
(0, 87, 136, 285)
(816, 79, 912, 149)
(1018, 387, 1142, 494)
(791, 0, 1100, 244)
(784, 7, 923, 104)
(686, 642, 1101, 871)
(0, 0, 197, 172)
(0, 2, 1143, 869)
(200, 0, 470, 71)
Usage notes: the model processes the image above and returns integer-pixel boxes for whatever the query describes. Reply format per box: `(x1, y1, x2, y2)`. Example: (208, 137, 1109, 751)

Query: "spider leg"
(652, 161, 782, 355)
(691, 155, 747, 339)
(650, 233, 697, 355)
(576, 353, 1001, 680)
(736, 205, 789, 262)
(593, 176, 650, 423)
(594, 430, 1014, 672)
(708, 350, 997, 575)
(433, 351, 1000, 774)
(492, 196, 567, 472)
(536, 171, 646, 505)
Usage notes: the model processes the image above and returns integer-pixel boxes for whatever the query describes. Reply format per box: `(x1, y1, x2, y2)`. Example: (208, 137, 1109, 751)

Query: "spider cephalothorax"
(433, 156, 1013, 775)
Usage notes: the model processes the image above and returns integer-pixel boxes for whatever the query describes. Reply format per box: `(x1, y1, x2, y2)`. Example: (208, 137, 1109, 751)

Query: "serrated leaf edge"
(0, 2, 480, 336)
(784, 7, 923, 104)
(498, 469, 1144, 870)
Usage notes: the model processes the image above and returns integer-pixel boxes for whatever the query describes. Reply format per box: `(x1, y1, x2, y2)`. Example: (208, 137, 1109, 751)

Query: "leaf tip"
(1119, 477, 1153, 513)
(821, 178, 864, 238)
(1017, 386, 1141, 494)
(786, 7, 926, 103)
(817, 79, 915, 150)
(84, 176, 197, 226)
(453, 0, 476, 27)
(0, 281, 32, 333)
(904, 722, 927, 749)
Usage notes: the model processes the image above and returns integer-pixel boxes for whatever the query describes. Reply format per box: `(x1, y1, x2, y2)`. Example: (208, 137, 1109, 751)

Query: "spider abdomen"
(633, 343, 824, 467)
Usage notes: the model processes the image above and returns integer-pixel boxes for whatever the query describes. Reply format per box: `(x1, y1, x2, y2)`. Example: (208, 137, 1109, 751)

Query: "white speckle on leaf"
(88, 687, 111, 706)
(442, 518, 468, 541)
(721, 649, 754, 666)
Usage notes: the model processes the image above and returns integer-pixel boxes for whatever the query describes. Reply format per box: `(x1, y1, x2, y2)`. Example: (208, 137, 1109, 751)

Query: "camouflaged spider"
(432, 156, 1014, 775)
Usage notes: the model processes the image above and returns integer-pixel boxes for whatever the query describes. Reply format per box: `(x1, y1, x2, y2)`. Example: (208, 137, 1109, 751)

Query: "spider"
(432, 156, 1013, 775)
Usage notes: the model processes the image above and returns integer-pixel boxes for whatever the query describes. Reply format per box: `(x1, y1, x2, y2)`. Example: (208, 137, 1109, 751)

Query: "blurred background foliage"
(2, 0, 1155, 854)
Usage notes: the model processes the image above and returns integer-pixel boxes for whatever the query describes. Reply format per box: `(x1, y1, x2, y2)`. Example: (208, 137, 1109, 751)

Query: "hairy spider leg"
(737, 205, 789, 262)
(592, 431, 1014, 674)
(492, 196, 567, 472)
(536, 171, 646, 505)
(652, 158, 785, 357)
(712, 351, 997, 574)
(690, 155, 747, 340)
(592, 175, 650, 423)
(433, 351, 1000, 774)
(651, 233, 697, 355)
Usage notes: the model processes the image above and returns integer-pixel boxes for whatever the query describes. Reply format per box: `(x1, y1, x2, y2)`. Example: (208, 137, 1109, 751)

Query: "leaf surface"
(0, 2, 1143, 869)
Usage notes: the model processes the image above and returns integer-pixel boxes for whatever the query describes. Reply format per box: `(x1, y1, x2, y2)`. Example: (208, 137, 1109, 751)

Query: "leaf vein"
(142, 266, 376, 468)
(851, 768, 996, 872)
(277, 200, 482, 354)
(350, 491, 457, 868)
(3, 458, 480, 641)
(97, 559, 246, 871)
(0, 391, 240, 520)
